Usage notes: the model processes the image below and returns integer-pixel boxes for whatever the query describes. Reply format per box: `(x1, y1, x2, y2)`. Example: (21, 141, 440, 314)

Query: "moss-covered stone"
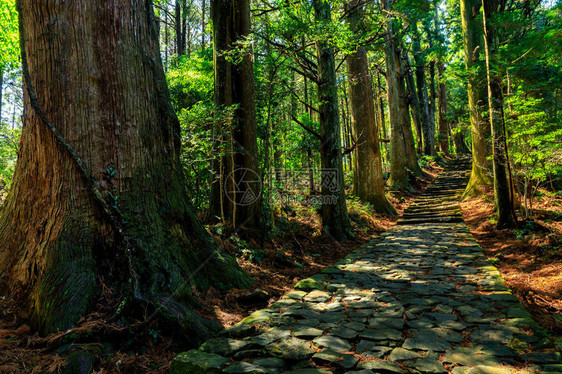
(199, 337, 250, 356)
(294, 278, 324, 291)
(241, 310, 272, 325)
(169, 350, 229, 374)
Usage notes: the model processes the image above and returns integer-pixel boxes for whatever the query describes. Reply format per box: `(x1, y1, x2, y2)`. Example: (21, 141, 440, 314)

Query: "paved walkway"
(171, 159, 561, 373)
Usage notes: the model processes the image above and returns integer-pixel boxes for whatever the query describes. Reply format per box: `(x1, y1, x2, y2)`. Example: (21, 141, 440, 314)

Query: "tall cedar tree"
(397, 48, 423, 176)
(481, 0, 516, 227)
(461, 0, 492, 194)
(210, 0, 263, 233)
(412, 25, 433, 156)
(313, 0, 352, 240)
(383, 0, 409, 189)
(0, 0, 250, 335)
(345, 0, 396, 214)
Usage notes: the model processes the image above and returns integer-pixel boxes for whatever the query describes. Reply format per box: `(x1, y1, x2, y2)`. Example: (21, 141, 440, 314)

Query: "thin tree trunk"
(345, 0, 395, 214)
(377, 74, 389, 163)
(304, 75, 315, 195)
(461, 0, 492, 195)
(2, 0, 250, 336)
(404, 53, 423, 154)
(482, 0, 516, 228)
(181, 0, 188, 56)
(383, 0, 409, 190)
(201, 0, 206, 49)
(428, 59, 437, 155)
(175, 0, 183, 56)
(437, 63, 450, 156)
(342, 89, 353, 172)
(164, 5, 169, 69)
(313, 0, 352, 240)
(412, 27, 432, 156)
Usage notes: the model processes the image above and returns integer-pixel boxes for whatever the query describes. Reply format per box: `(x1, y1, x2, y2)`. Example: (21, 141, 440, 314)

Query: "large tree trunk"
(437, 63, 450, 156)
(461, 0, 492, 195)
(1, 0, 250, 336)
(313, 0, 352, 240)
(345, 0, 395, 215)
(397, 49, 423, 177)
(412, 27, 433, 156)
(210, 0, 263, 233)
(482, 0, 516, 228)
(383, 0, 409, 190)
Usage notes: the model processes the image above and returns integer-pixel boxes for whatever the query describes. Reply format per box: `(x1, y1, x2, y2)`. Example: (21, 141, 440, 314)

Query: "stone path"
(171, 159, 561, 374)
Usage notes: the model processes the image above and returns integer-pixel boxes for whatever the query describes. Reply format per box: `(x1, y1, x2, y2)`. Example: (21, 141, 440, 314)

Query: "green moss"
(294, 278, 324, 291)
(31, 219, 97, 334)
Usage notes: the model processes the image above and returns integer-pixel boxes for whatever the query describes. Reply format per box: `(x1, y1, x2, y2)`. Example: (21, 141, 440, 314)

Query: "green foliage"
(167, 53, 235, 210)
(0, 121, 20, 196)
(0, 0, 19, 71)
(167, 54, 214, 110)
(513, 220, 540, 240)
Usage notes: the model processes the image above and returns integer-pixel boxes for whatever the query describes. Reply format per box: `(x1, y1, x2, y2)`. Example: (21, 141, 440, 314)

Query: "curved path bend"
(171, 158, 561, 374)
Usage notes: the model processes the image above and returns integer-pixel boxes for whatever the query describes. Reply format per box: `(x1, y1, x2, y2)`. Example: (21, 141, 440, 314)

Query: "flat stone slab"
(357, 359, 407, 373)
(170, 159, 558, 373)
(313, 335, 352, 352)
(265, 337, 316, 360)
(403, 330, 451, 352)
(170, 350, 230, 374)
(444, 347, 502, 367)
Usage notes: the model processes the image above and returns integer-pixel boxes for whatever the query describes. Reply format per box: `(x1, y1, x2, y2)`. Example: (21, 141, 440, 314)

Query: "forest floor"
(460, 188, 562, 340)
(0, 162, 442, 373)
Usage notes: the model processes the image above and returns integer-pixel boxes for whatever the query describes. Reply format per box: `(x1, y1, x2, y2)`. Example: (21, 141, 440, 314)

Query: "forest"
(0, 0, 561, 373)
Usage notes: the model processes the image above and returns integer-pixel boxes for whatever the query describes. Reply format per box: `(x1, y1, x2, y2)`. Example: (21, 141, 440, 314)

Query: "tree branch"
(291, 115, 324, 141)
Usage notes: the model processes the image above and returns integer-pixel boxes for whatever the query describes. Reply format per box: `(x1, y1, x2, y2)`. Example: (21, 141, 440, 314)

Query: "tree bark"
(428, 60, 437, 155)
(2, 0, 250, 336)
(397, 49, 423, 177)
(425, 18, 437, 157)
(313, 0, 352, 240)
(383, 0, 409, 190)
(437, 63, 450, 156)
(345, 0, 395, 214)
(482, 0, 516, 228)
(461, 0, 492, 194)
(404, 53, 423, 154)
(175, 0, 184, 56)
(210, 0, 263, 233)
(377, 74, 389, 163)
(201, 0, 206, 49)
(412, 27, 433, 156)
